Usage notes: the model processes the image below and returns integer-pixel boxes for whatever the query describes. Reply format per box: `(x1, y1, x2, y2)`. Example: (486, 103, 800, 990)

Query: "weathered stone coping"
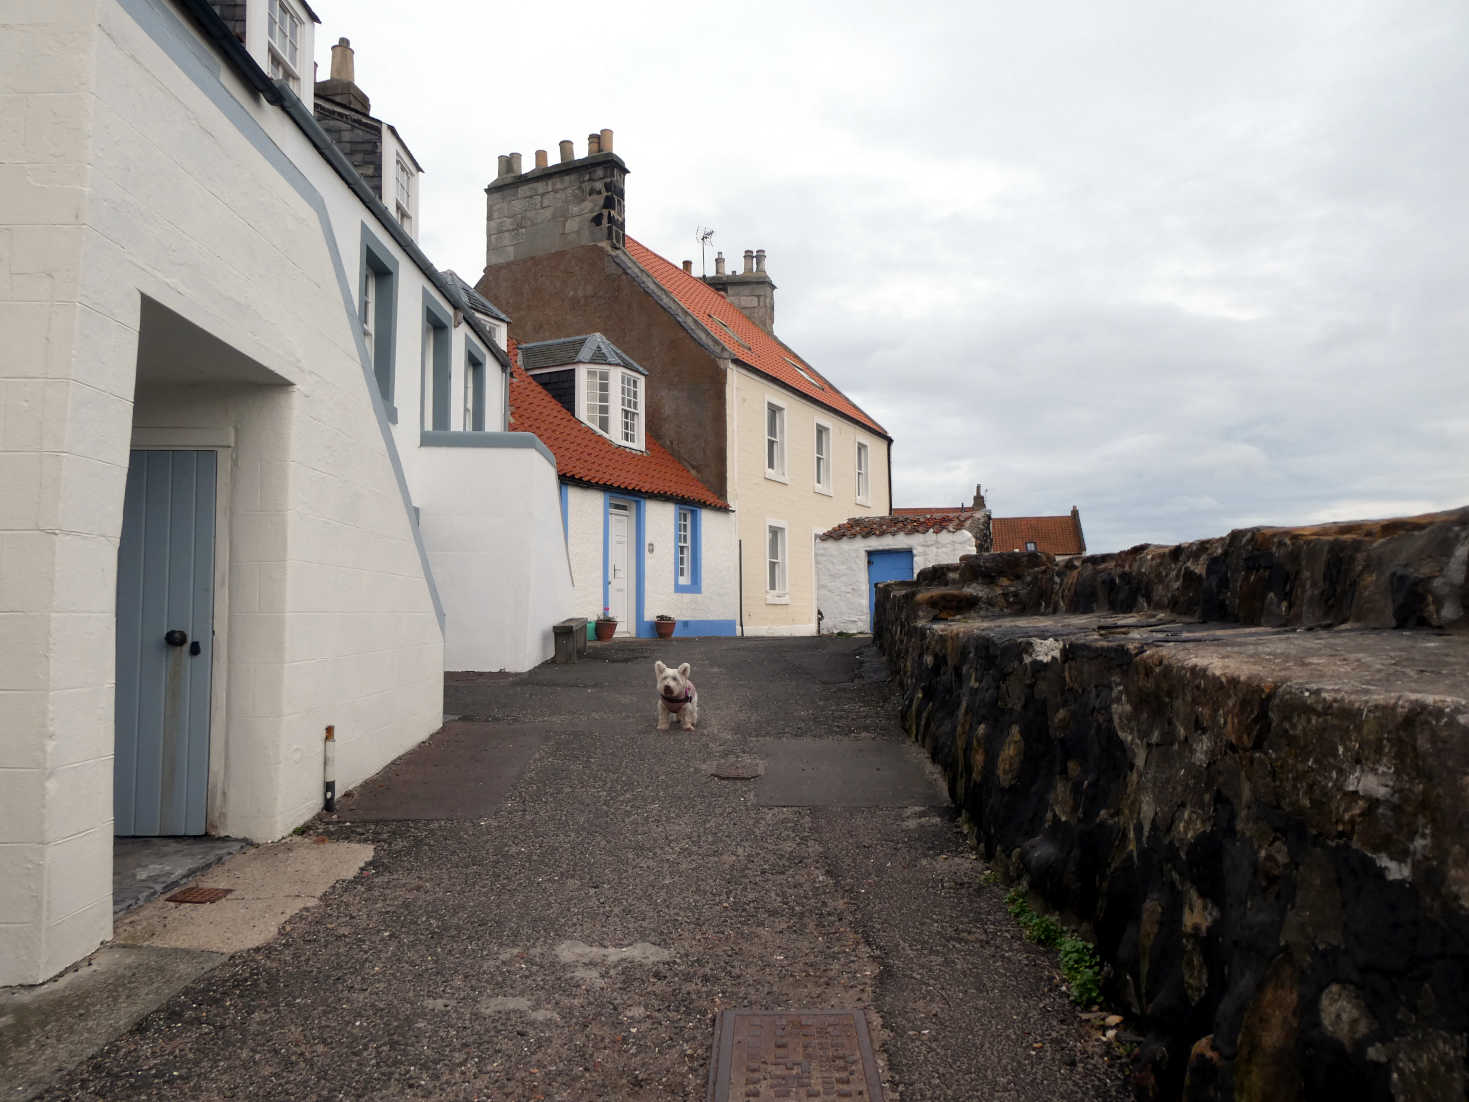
(879, 600, 1469, 1100)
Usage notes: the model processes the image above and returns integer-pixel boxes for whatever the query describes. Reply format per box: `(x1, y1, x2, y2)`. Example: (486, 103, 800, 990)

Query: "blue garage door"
(866, 548, 914, 631)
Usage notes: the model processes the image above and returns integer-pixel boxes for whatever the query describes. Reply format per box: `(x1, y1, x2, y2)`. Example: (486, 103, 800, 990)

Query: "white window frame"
(814, 420, 832, 495)
(583, 367, 611, 436)
(765, 399, 787, 482)
(765, 520, 789, 603)
(619, 371, 643, 449)
(360, 275, 374, 369)
(394, 154, 415, 235)
(855, 441, 871, 505)
(676, 508, 692, 586)
(266, 0, 303, 92)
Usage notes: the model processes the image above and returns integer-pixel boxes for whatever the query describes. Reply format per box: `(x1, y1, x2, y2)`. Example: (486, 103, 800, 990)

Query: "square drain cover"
(166, 886, 233, 904)
(707, 1009, 884, 1101)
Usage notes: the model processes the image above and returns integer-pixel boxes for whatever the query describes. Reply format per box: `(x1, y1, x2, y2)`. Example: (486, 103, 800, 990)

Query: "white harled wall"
(815, 529, 977, 634)
(0, 0, 454, 985)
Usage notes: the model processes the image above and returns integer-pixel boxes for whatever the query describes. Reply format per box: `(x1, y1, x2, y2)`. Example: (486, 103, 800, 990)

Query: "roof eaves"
(174, 0, 281, 103)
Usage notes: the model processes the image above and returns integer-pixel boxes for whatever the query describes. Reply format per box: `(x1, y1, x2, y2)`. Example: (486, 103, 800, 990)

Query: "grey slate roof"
(441, 271, 510, 323)
(518, 333, 647, 375)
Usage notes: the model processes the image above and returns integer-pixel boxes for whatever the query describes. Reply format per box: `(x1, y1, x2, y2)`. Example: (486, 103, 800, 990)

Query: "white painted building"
(815, 515, 980, 634)
(511, 337, 738, 637)
(0, 0, 570, 985)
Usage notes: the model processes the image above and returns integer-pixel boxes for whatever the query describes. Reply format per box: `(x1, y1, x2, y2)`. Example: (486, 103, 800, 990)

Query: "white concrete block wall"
(413, 441, 575, 672)
(0, 0, 454, 984)
(815, 529, 977, 634)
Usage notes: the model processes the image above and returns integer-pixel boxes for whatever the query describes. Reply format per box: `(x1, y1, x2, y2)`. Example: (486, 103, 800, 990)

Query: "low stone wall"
(875, 510, 1469, 1100)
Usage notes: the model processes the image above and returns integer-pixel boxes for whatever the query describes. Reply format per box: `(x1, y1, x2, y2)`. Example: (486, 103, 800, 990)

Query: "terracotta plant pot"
(594, 619, 617, 641)
(654, 619, 676, 639)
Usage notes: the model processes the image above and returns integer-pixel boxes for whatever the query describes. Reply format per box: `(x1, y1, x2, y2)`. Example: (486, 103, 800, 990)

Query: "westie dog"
(654, 660, 698, 732)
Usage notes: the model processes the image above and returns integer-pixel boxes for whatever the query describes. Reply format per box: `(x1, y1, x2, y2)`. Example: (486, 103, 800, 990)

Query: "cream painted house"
(476, 141, 893, 635)
(0, 0, 572, 986)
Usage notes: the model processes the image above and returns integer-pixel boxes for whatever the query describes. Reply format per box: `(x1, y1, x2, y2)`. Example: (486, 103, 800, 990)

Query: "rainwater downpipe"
(323, 725, 336, 813)
(737, 538, 745, 636)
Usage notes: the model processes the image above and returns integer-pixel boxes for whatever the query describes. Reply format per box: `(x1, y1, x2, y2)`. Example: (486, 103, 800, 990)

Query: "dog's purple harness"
(662, 681, 695, 714)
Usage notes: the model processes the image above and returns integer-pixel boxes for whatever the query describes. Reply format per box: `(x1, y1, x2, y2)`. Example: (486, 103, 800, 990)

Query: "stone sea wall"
(875, 509, 1469, 1100)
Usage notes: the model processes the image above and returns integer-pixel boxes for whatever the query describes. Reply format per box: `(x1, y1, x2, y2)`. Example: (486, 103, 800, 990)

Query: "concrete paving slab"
(111, 836, 248, 915)
(112, 836, 373, 954)
(754, 737, 950, 808)
(332, 719, 547, 820)
(0, 945, 222, 1102)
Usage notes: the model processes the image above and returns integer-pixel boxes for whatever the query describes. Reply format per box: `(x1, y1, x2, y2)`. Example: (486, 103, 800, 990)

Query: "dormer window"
(394, 154, 415, 235)
(579, 365, 644, 450)
(267, 0, 304, 93)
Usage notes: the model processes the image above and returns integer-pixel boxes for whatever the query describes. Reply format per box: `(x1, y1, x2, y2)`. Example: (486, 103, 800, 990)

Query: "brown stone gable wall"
(477, 246, 729, 500)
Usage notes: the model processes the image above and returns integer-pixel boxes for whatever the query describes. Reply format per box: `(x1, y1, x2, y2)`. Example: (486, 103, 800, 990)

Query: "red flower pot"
(654, 619, 676, 639)
(594, 619, 617, 641)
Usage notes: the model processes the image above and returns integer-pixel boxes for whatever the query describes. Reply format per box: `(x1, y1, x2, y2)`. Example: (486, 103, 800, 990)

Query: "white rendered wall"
(563, 488, 738, 633)
(414, 441, 575, 671)
(815, 529, 976, 634)
(0, 0, 447, 984)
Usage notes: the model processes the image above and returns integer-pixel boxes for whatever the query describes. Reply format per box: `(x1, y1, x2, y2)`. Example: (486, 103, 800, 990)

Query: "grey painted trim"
(117, 0, 445, 630)
(422, 289, 452, 431)
(466, 339, 487, 432)
(360, 223, 399, 421)
(420, 430, 556, 467)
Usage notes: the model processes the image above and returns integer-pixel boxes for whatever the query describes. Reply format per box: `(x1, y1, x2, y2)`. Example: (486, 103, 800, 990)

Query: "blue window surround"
(559, 483, 569, 540)
(599, 493, 734, 637)
(360, 225, 398, 423)
(422, 291, 452, 431)
(674, 506, 702, 593)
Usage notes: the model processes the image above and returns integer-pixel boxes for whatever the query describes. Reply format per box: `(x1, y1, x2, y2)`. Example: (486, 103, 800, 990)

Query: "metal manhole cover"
(707, 1009, 884, 1101)
(166, 886, 233, 904)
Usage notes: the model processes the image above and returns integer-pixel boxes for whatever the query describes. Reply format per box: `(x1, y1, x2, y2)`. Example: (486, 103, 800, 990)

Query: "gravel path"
(40, 637, 1129, 1101)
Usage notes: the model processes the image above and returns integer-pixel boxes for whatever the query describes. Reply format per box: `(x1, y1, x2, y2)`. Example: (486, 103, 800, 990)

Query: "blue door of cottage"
(866, 548, 914, 631)
(114, 450, 217, 836)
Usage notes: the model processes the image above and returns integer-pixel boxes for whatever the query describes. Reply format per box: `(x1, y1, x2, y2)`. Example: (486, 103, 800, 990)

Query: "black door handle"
(164, 629, 188, 647)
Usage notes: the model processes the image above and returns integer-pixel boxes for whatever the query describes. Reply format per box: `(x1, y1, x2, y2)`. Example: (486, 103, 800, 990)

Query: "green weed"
(1004, 887, 1102, 1005)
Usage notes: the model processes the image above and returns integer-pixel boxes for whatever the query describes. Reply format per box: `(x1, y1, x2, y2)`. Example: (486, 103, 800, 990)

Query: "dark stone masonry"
(875, 508, 1469, 1101)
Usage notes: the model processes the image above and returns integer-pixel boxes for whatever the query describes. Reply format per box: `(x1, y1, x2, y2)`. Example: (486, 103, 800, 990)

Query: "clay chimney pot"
(599, 128, 614, 154)
(683, 260, 693, 274)
(508, 152, 522, 175)
(534, 149, 548, 169)
(742, 249, 754, 274)
(587, 133, 601, 156)
(329, 37, 355, 83)
(714, 251, 726, 276)
(558, 139, 574, 162)
(497, 154, 511, 178)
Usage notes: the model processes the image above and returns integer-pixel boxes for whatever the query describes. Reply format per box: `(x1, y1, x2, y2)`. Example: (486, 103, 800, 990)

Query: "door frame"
(126, 429, 232, 834)
(603, 494, 645, 637)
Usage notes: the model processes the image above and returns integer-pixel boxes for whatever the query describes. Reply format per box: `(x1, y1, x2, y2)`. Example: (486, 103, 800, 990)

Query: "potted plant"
(654, 614, 676, 639)
(594, 608, 618, 641)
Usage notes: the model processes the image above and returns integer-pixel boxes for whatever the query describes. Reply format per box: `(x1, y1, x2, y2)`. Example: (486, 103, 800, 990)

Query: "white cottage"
(815, 514, 980, 634)
(511, 337, 738, 637)
(0, 0, 570, 985)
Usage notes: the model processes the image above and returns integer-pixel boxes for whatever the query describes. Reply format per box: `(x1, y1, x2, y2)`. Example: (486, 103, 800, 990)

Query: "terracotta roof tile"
(819, 513, 974, 540)
(623, 238, 889, 438)
(507, 340, 728, 509)
(991, 515, 1084, 555)
(823, 509, 1087, 554)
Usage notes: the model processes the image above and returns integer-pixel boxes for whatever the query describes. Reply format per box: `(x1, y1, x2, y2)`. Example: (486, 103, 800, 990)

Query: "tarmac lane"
(24, 636, 1129, 1101)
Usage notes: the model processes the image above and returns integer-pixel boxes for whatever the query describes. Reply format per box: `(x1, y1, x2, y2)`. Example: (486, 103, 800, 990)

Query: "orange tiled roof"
(826, 508, 1086, 554)
(507, 341, 728, 509)
(819, 513, 974, 540)
(623, 238, 889, 438)
(991, 515, 1084, 555)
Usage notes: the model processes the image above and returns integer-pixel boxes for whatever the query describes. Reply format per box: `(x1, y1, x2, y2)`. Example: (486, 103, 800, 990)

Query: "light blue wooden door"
(114, 450, 217, 836)
(866, 548, 914, 631)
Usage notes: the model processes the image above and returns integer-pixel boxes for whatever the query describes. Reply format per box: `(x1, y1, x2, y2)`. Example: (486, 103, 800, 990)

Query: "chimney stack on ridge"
(701, 245, 777, 333)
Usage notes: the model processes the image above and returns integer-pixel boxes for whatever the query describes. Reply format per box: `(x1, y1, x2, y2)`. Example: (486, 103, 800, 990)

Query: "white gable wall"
(815, 528, 976, 634)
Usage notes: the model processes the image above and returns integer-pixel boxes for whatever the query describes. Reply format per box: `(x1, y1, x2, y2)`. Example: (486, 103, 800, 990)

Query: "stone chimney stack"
(315, 37, 370, 114)
(484, 126, 627, 267)
(701, 245, 777, 332)
(966, 484, 994, 552)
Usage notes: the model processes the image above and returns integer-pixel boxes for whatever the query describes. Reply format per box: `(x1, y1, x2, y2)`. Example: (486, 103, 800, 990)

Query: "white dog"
(654, 660, 699, 731)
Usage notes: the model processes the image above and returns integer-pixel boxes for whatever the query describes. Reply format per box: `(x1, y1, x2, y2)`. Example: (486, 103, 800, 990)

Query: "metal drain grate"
(166, 886, 233, 904)
(707, 1009, 884, 1101)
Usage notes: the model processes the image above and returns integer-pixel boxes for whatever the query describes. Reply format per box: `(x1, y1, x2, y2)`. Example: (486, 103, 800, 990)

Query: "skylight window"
(784, 356, 825, 390)
(707, 313, 750, 350)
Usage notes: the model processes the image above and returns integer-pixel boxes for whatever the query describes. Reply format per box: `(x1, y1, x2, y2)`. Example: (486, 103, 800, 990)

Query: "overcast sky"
(314, 0, 1466, 553)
